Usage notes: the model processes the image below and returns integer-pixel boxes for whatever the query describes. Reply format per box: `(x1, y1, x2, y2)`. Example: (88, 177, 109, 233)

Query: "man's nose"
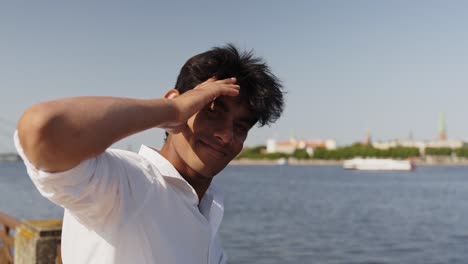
(213, 123, 234, 145)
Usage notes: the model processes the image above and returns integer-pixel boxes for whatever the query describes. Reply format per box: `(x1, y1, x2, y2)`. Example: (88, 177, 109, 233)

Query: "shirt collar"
(137, 145, 224, 202)
(138, 145, 185, 181)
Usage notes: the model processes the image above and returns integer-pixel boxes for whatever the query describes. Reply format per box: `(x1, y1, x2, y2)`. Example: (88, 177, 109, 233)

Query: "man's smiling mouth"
(198, 139, 227, 158)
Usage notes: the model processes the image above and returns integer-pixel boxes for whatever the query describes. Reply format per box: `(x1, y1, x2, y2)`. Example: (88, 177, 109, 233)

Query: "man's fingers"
(205, 77, 236, 85)
(217, 84, 240, 97)
(210, 77, 236, 83)
(220, 77, 237, 84)
(185, 77, 240, 107)
(196, 77, 217, 88)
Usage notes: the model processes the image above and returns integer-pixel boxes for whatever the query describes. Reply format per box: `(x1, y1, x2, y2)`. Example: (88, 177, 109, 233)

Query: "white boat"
(343, 158, 414, 171)
(277, 158, 288, 166)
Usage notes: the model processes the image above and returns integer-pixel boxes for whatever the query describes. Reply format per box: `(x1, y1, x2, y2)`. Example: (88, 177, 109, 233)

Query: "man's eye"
(235, 125, 248, 134)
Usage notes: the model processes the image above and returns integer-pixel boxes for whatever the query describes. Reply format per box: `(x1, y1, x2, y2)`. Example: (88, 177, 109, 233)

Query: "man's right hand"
(162, 77, 240, 134)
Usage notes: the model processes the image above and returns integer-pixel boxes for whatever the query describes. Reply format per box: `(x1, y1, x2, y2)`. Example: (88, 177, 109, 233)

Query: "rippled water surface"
(217, 165, 468, 264)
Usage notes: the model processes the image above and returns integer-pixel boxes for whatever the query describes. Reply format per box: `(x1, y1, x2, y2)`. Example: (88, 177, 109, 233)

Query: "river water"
(2, 161, 468, 264)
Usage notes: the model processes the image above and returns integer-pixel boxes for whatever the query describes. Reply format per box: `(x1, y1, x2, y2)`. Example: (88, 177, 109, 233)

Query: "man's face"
(169, 96, 255, 178)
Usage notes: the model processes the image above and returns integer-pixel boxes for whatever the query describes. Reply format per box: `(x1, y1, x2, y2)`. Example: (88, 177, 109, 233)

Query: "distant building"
(373, 138, 467, 155)
(266, 137, 337, 156)
(372, 113, 468, 155)
(426, 139, 468, 149)
(373, 139, 428, 154)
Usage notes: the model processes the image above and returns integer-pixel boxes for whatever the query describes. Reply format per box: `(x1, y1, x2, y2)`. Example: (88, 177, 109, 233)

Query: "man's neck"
(159, 143, 212, 202)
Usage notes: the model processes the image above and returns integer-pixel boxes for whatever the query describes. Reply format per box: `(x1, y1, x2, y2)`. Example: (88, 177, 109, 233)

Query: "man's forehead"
(215, 96, 257, 124)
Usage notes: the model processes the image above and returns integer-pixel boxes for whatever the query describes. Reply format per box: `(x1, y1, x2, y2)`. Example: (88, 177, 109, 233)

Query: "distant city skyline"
(274, 111, 458, 141)
(1, 1, 468, 152)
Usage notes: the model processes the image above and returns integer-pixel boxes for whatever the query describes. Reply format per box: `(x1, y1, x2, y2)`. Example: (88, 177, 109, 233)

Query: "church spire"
(438, 112, 447, 140)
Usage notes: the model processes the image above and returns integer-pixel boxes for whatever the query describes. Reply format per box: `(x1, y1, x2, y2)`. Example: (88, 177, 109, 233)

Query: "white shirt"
(14, 132, 227, 264)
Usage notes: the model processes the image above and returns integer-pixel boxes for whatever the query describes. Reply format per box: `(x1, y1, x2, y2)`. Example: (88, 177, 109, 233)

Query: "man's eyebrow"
(214, 99, 257, 125)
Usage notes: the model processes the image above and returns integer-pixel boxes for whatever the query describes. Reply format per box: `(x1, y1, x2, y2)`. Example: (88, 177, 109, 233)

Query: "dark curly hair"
(174, 44, 284, 127)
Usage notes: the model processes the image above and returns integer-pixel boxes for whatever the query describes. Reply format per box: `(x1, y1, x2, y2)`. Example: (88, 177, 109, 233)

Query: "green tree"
(456, 148, 468, 157)
(425, 147, 453, 156)
(292, 149, 309, 159)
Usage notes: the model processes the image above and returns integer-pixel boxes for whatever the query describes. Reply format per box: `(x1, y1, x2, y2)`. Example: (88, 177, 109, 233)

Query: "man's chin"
(191, 152, 228, 176)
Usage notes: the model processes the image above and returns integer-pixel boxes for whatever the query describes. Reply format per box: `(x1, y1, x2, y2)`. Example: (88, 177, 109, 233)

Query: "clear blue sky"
(1, 1, 468, 152)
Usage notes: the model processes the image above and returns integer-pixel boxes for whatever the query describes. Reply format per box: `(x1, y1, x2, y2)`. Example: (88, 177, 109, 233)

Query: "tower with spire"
(363, 130, 372, 146)
(438, 112, 447, 140)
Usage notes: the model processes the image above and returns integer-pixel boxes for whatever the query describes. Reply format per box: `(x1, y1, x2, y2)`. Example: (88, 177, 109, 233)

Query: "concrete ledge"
(14, 219, 62, 264)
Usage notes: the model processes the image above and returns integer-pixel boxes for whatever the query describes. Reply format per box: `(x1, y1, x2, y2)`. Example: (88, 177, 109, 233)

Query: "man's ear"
(164, 89, 180, 99)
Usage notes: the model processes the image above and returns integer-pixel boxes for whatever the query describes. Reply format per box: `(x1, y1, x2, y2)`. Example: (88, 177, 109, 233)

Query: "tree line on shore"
(238, 144, 468, 160)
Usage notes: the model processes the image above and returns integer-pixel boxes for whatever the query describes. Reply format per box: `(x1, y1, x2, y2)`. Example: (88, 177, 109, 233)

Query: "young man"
(15, 44, 284, 263)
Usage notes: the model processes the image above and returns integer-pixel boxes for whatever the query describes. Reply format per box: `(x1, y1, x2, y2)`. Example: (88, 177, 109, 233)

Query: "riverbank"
(229, 158, 468, 166)
(229, 159, 342, 166)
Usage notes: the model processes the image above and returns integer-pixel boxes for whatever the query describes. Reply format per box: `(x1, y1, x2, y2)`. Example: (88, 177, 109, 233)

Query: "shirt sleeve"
(13, 130, 152, 229)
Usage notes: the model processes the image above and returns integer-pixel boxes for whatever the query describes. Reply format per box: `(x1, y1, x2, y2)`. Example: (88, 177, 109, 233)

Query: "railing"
(0, 211, 62, 264)
(0, 212, 20, 264)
